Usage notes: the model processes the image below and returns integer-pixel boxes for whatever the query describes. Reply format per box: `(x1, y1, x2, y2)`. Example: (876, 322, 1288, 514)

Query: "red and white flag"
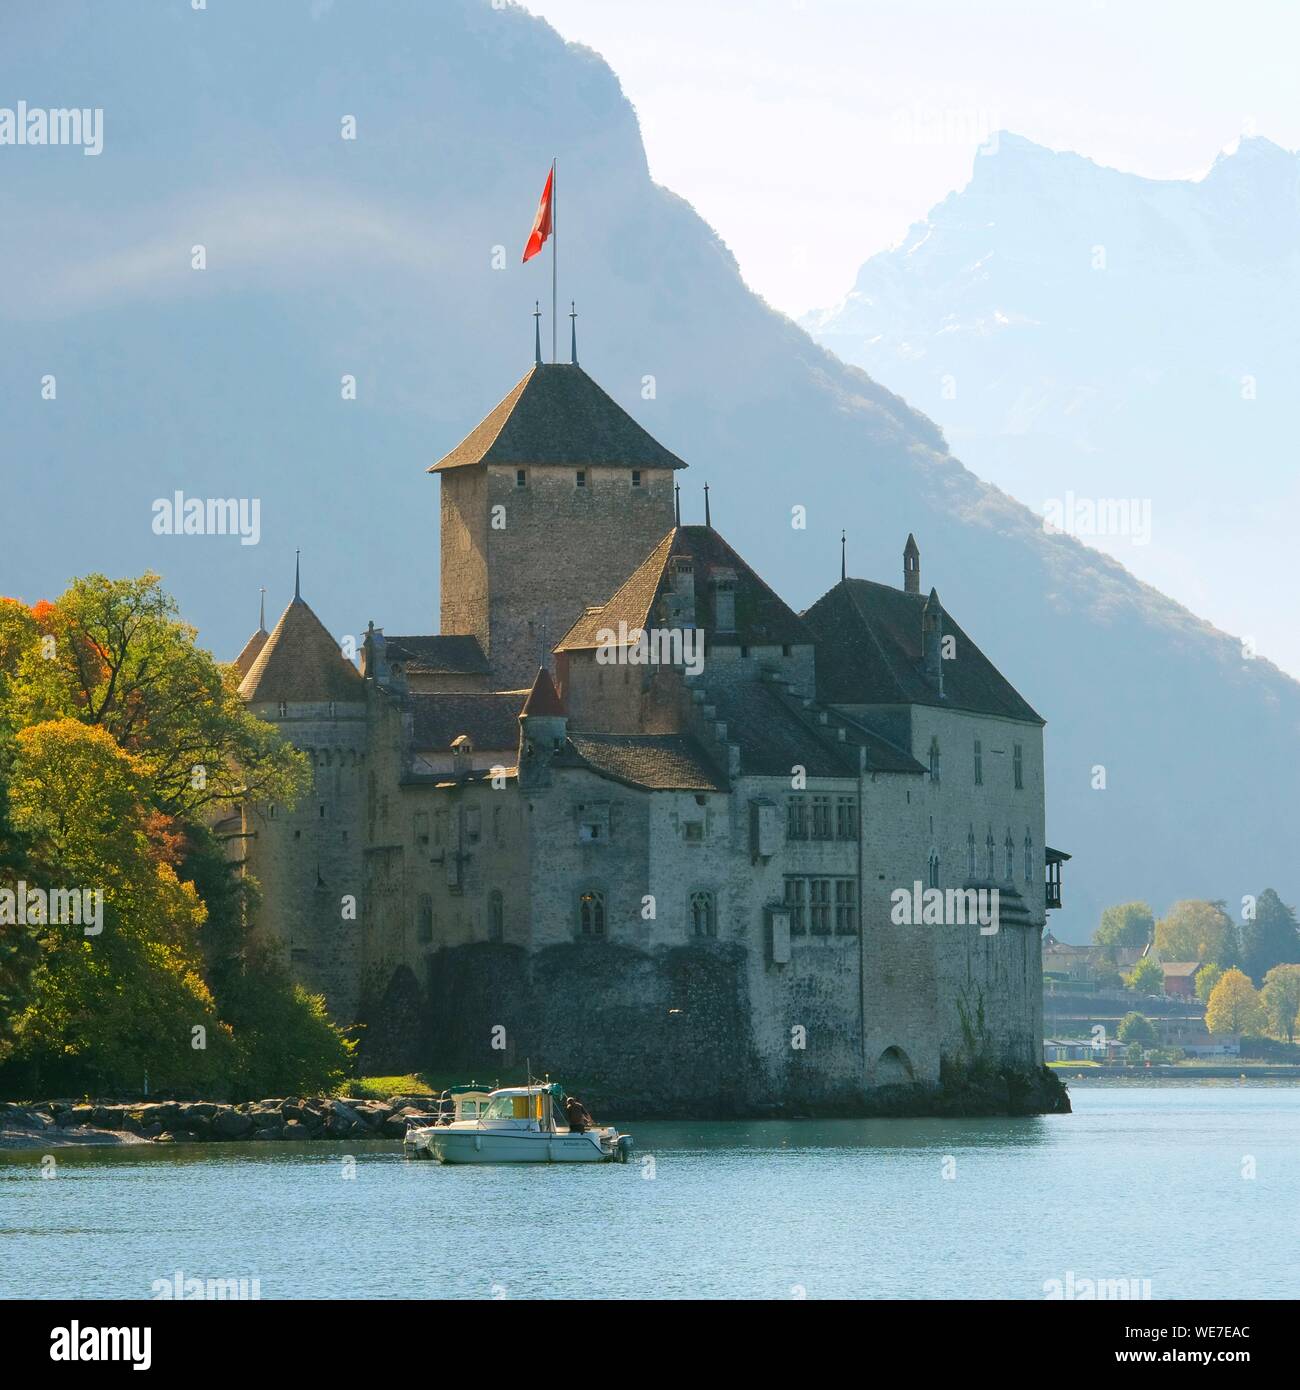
(522, 165, 554, 262)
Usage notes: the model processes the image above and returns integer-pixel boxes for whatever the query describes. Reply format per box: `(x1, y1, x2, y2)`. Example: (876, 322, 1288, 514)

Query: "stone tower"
(430, 360, 686, 689)
(237, 571, 367, 1022)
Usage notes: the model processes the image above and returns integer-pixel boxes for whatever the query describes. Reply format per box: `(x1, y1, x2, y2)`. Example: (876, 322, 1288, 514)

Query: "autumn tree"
(1155, 900, 1232, 963)
(1, 720, 235, 1093)
(1205, 968, 1266, 1038)
(1260, 964, 1300, 1044)
(9, 574, 306, 818)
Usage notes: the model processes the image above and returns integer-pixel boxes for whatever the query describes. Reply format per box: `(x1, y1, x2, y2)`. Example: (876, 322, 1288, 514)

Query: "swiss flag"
(522, 165, 554, 262)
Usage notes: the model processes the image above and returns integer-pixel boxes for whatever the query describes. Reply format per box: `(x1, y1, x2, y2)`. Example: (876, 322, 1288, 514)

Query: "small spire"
(674, 483, 681, 527)
(258, 586, 267, 633)
(294, 550, 301, 602)
(533, 300, 542, 366)
(840, 530, 846, 583)
(569, 301, 578, 366)
(704, 482, 711, 528)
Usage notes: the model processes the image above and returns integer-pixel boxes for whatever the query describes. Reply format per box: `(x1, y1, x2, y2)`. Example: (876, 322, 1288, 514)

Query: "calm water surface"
(2, 1086, 1296, 1299)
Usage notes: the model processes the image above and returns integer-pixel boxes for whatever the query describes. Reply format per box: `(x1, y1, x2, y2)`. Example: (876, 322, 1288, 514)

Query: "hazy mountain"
(803, 130, 1300, 678)
(1, 2, 1296, 940)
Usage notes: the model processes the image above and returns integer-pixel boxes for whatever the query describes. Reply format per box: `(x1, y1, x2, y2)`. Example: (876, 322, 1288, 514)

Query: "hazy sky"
(525, 0, 1300, 317)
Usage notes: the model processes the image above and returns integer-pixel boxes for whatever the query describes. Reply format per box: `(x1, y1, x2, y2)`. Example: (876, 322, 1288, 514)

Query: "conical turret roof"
(238, 597, 364, 704)
(233, 626, 269, 678)
(520, 666, 566, 717)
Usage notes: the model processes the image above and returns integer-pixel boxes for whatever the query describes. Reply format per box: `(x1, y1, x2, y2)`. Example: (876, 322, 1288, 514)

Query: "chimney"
(922, 587, 944, 696)
(904, 533, 921, 594)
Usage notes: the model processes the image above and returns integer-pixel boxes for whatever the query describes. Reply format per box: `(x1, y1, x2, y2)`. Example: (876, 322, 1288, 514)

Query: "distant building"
(233, 337, 1069, 1115)
(1160, 961, 1204, 999)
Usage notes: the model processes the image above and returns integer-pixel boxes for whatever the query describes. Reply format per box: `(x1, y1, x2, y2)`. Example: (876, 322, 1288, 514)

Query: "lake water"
(2, 1086, 1295, 1300)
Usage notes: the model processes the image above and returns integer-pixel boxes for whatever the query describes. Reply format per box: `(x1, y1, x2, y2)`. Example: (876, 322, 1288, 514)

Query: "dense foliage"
(0, 576, 352, 1098)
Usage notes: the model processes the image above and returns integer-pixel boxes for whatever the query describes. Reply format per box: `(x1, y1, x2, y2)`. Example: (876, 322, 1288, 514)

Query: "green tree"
(1117, 1011, 1156, 1046)
(1094, 902, 1154, 959)
(1239, 890, 1300, 985)
(1260, 964, 1300, 1044)
(9, 574, 306, 818)
(1205, 968, 1266, 1038)
(1127, 954, 1164, 995)
(1, 719, 236, 1093)
(1155, 900, 1231, 963)
(1195, 962, 1223, 1004)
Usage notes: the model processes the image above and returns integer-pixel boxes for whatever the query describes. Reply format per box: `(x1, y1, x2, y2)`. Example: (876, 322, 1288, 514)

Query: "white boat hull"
(407, 1125, 628, 1165)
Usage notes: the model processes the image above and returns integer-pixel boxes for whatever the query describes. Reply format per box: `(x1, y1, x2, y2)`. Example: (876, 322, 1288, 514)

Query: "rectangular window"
(783, 877, 806, 936)
(416, 894, 433, 945)
(811, 795, 833, 840)
(836, 796, 857, 839)
(1014, 743, 1024, 790)
(974, 739, 983, 786)
(631, 469, 642, 487)
(576, 469, 587, 488)
(516, 468, 526, 487)
(834, 879, 857, 935)
(414, 811, 429, 847)
(787, 795, 807, 840)
(810, 878, 832, 935)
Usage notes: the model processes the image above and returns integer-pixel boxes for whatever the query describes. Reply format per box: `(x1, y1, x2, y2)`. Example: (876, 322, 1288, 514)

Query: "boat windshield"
(482, 1095, 532, 1120)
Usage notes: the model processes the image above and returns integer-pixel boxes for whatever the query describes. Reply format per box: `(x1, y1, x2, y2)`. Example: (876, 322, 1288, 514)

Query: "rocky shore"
(0, 1094, 441, 1148)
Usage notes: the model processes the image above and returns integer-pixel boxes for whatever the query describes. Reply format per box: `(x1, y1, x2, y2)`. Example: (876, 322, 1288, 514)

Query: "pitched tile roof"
(429, 363, 687, 473)
(238, 599, 364, 704)
(409, 691, 526, 751)
(384, 634, 490, 676)
(565, 732, 727, 792)
(233, 627, 268, 678)
(805, 578, 1043, 725)
(556, 526, 812, 652)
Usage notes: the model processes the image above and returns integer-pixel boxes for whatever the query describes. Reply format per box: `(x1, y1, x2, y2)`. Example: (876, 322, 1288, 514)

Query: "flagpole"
(556, 157, 561, 364)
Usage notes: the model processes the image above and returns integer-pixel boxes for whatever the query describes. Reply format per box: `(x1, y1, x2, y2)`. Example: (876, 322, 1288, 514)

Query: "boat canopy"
(490, 1083, 565, 1100)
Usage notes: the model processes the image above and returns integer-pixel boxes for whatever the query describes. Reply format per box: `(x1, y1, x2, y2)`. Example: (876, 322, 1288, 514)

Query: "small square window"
(576, 470, 587, 488)
(683, 821, 704, 843)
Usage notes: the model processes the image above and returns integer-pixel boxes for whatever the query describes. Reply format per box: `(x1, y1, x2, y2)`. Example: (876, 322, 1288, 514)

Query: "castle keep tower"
(237, 575, 367, 1022)
(430, 360, 686, 689)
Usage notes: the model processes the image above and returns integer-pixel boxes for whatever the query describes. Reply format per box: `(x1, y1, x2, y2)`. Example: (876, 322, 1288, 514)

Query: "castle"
(231, 334, 1068, 1116)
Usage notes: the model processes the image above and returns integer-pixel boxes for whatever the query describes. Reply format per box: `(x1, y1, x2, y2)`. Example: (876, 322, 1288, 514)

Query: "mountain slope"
(1, 3, 1296, 939)
(803, 130, 1300, 677)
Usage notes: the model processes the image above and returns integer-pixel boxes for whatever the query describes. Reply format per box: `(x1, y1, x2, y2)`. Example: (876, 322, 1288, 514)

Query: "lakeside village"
(1042, 897, 1300, 1070)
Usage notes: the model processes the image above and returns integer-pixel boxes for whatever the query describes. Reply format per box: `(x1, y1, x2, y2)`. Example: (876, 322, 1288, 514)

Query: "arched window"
(578, 889, 605, 938)
(928, 737, 941, 782)
(966, 827, 976, 878)
(690, 890, 716, 938)
(1024, 833, 1034, 883)
(488, 890, 504, 942)
(927, 849, 940, 890)
(985, 830, 995, 879)
(1005, 833, 1015, 881)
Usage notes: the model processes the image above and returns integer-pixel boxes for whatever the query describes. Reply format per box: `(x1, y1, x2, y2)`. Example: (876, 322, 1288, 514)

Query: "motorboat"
(404, 1083, 632, 1165)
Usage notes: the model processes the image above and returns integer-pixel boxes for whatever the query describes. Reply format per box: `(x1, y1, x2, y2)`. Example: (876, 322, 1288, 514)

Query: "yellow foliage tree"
(1155, 900, 1231, 963)
(1205, 968, 1266, 1037)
